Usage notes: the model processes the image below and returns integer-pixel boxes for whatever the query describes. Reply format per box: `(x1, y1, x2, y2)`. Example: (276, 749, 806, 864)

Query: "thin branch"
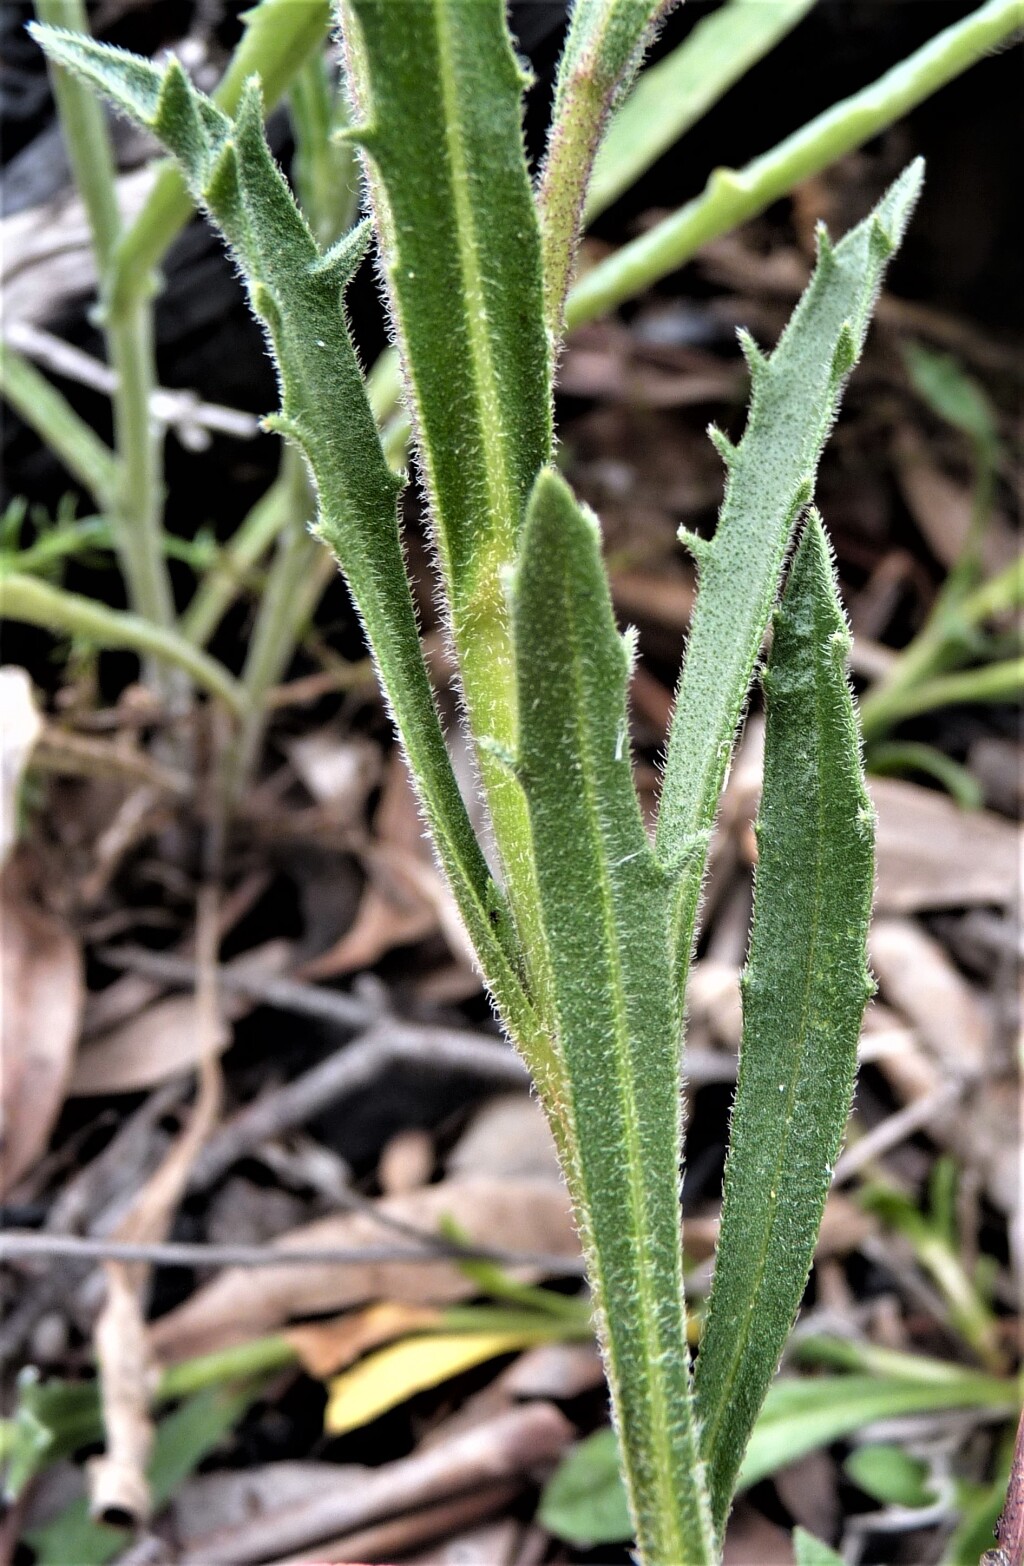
(0, 1230, 586, 1275)
(5, 322, 261, 449)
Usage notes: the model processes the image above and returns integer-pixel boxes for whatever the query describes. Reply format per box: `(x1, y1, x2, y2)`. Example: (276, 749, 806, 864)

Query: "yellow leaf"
(324, 1330, 537, 1435)
(285, 1301, 443, 1378)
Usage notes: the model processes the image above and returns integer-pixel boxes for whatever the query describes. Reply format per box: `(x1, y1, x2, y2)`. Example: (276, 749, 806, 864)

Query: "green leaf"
(844, 1443, 936, 1509)
(537, 1426, 633, 1549)
(586, 0, 816, 223)
(339, 0, 555, 998)
(903, 342, 1000, 457)
(693, 514, 875, 1530)
(341, 0, 550, 602)
(792, 1527, 844, 1566)
(24, 1386, 253, 1566)
(513, 469, 715, 1566)
(542, 1368, 1017, 1545)
(538, 0, 665, 336)
(106, 0, 333, 311)
(28, 25, 541, 1055)
(655, 162, 922, 984)
(738, 1370, 1016, 1491)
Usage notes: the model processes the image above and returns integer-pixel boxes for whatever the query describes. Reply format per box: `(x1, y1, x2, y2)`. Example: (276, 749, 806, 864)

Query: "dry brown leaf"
(148, 1177, 580, 1364)
(86, 1265, 154, 1524)
(88, 888, 224, 1526)
(285, 728, 381, 816)
(171, 1463, 364, 1549)
(285, 1301, 444, 1379)
(893, 426, 1017, 574)
(872, 777, 1021, 912)
(70, 940, 289, 1095)
(303, 756, 458, 976)
(0, 855, 84, 1194)
(71, 993, 230, 1098)
(0, 667, 42, 866)
(257, 1484, 520, 1566)
(498, 1340, 604, 1401)
(445, 1095, 562, 1184)
(724, 733, 1021, 913)
(871, 917, 990, 1082)
(175, 1402, 572, 1566)
(377, 1127, 435, 1195)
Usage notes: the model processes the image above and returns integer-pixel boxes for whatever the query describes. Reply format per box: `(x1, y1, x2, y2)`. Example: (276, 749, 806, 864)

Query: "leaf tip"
(678, 526, 713, 570)
(736, 327, 767, 378)
(707, 423, 737, 468)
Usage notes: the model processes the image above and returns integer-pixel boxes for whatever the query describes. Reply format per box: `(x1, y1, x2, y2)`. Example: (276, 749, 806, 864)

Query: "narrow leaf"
(341, 0, 549, 603)
(323, 1328, 543, 1436)
(694, 513, 875, 1529)
(655, 162, 921, 980)
(513, 470, 715, 1565)
(738, 1370, 1016, 1492)
(28, 28, 539, 1051)
(339, 0, 554, 982)
(586, 0, 816, 223)
(538, 0, 667, 337)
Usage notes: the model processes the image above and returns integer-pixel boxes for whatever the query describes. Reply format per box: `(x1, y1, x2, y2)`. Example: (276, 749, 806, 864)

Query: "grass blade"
(693, 513, 875, 1530)
(513, 470, 715, 1565)
(586, 0, 816, 223)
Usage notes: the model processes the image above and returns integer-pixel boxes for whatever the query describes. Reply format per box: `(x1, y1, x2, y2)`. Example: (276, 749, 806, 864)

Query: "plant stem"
(220, 452, 328, 800)
(566, 0, 1024, 327)
(860, 552, 1024, 740)
(0, 572, 244, 712)
(34, 0, 180, 702)
(156, 1336, 298, 1402)
(179, 474, 292, 648)
(867, 741, 983, 810)
(0, 345, 117, 509)
(863, 658, 1024, 736)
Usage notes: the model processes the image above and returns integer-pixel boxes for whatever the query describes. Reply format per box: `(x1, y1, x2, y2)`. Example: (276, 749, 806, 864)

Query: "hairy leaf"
(655, 161, 922, 977)
(694, 513, 875, 1529)
(513, 469, 715, 1565)
(339, 0, 554, 988)
(29, 28, 541, 1051)
(538, 0, 668, 336)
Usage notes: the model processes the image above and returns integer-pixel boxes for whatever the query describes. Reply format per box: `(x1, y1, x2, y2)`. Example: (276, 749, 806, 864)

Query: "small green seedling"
(25, 2, 941, 1561)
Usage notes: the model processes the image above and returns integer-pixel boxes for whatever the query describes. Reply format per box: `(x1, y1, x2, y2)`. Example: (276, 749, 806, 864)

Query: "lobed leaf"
(513, 470, 715, 1565)
(28, 27, 541, 1055)
(693, 513, 875, 1530)
(655, 161, 922, 981)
